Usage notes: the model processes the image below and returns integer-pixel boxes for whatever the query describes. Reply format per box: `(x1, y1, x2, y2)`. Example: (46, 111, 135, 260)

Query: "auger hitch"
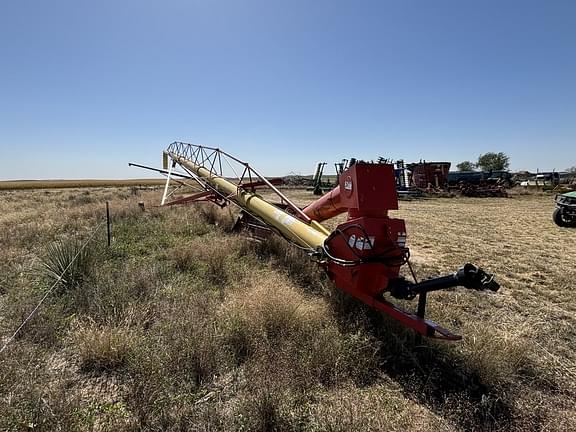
(389, 263, 500, 300)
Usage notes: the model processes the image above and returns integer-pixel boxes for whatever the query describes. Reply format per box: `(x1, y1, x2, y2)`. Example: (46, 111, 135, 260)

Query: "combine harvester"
(137, 141, 500, 341)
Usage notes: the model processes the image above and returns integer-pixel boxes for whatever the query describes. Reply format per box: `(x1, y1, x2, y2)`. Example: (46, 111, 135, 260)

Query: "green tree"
(456, 161, 475, 171)
(476, 152, 510, 171)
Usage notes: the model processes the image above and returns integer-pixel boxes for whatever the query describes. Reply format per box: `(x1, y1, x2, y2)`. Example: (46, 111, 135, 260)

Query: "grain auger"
(131, 141, 499, 341)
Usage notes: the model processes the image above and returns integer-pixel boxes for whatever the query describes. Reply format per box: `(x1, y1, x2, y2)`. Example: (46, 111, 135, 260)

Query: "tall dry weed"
(71, 320, 137, 372)
(219, 272, 379, 388)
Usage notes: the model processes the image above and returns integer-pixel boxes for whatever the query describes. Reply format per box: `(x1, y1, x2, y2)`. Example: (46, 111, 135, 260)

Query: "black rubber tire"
(553, 208, 574, 227)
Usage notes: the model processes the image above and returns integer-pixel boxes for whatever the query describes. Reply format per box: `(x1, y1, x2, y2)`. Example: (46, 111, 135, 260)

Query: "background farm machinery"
(309, 158, 513, 197)
(310, 158, 420, 198)
(407, 162, 511, 197)
(308, 159, 350, 195)
(447, 170, 511, 197)
(138, 142, 500, 341)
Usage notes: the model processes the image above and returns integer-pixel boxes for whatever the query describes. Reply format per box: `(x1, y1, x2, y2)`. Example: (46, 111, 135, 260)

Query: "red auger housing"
(305, 162, 407, 297)
(304, 161, 499, 340)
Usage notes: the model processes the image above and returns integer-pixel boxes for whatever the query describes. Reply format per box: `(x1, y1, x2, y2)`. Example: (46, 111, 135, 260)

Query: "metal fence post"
(106, 202, 111, 246)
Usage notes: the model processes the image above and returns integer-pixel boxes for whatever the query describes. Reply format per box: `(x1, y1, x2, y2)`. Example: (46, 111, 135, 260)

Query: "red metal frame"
(163, 176, 284, 207)
(308, 162, 462, 340)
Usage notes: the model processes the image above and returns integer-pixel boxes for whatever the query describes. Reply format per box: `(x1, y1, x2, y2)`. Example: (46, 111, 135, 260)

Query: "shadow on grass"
(253, 239, 518, 431)
(365, 310, 515, 431)
(315, 277, 522, 431)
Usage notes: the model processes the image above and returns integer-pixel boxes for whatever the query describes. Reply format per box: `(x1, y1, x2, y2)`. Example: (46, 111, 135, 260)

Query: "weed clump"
(198, 204, 236, 232)
(72, 321, 136, 372)
(42, 239, 91, 291)
(67, 191, 95, 206)
(61, 259, 159, 325)
(233, 386, 293, 432)
(219, 274, 379, 388)
(169, 236, 237, 288)
(124, 291, 229, 426)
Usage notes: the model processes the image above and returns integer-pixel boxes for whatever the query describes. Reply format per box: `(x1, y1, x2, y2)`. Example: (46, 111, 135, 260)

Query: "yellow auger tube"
(170, 154, 329, 249)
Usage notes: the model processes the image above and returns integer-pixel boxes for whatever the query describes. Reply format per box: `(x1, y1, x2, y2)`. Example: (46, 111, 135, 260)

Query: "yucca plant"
(42, 239, 90, 291)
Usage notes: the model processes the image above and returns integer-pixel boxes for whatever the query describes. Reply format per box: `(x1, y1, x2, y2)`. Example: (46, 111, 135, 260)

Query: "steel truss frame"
(162, 141, 310, 222)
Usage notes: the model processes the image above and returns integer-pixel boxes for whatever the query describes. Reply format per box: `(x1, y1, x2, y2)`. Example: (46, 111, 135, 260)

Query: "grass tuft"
(198, 204, 237, 232)
(42, 239, 91, 291)
(72, 321, 136, 372)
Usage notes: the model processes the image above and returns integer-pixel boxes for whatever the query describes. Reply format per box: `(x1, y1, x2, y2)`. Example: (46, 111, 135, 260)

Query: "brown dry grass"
(72, 321, 138, 371)
(0, 187, 575, 431)
(0, 179, 165, 190)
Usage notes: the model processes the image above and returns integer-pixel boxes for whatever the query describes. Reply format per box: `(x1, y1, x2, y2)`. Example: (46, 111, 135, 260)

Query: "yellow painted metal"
(162, 152, 169, 170)
(310, 220, 331, 236)
(170, 153, 329, 249)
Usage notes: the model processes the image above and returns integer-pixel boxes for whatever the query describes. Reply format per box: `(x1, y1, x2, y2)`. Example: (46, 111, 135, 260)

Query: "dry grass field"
(1, 186, 575, 431)
(0, 179, 165, 190)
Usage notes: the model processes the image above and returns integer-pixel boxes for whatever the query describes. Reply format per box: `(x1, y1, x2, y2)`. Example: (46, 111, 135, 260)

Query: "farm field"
(1, 187, 575, 431)
(0, 179, 165, 190)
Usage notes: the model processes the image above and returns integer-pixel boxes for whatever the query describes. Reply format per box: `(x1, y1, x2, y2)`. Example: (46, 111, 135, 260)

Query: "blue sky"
(1, 0, 574, 179)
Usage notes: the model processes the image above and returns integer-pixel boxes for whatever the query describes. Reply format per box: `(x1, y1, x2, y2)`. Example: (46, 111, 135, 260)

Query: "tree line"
(457, 152, 575, 173)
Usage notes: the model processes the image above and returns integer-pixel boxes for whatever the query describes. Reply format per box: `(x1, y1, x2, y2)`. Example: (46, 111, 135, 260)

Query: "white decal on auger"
(274, 209, 296, 226)
(348, 234, 375, 250)
(397, 231, 407, 247)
